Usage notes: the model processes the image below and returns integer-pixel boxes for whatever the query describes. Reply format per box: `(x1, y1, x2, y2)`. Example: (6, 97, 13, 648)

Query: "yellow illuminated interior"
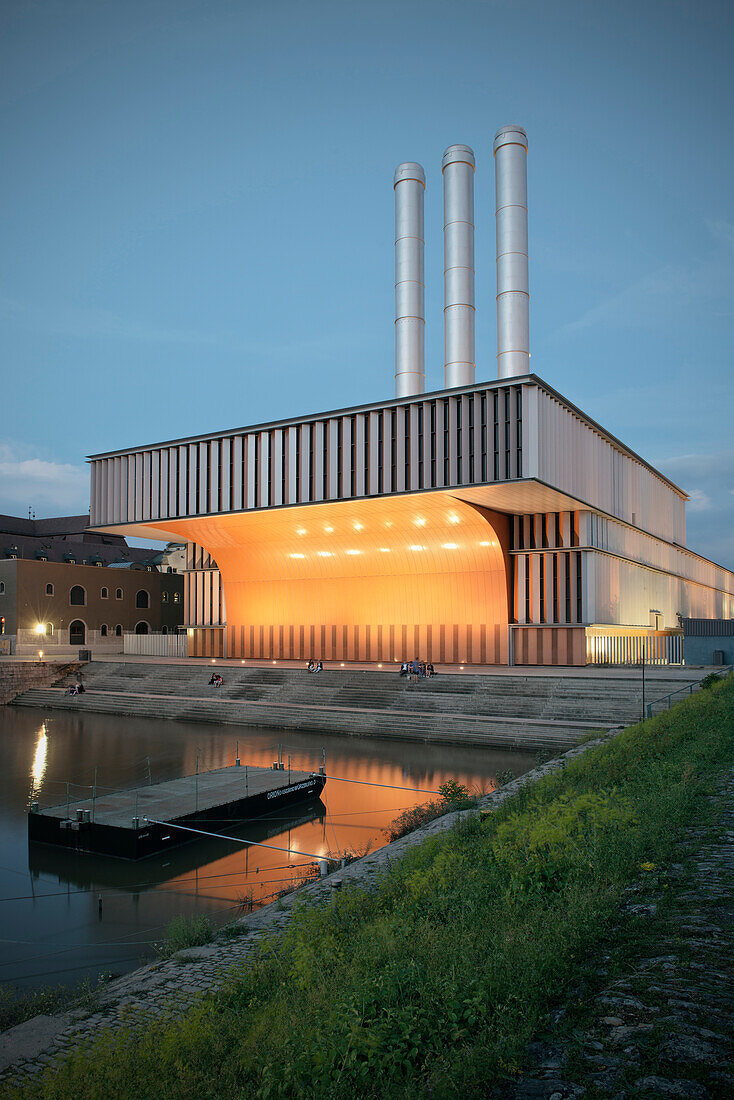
(150, 491, 511, 664)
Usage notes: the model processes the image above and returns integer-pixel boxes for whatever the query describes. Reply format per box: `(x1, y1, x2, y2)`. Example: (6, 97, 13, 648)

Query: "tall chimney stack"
(442, 144, 476, 389)
(494, 125, 529, 378)
(394, 162, 426, 397)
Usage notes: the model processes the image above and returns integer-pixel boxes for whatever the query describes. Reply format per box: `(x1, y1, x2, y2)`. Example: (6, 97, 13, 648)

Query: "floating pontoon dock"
(28, 765, 327, 860)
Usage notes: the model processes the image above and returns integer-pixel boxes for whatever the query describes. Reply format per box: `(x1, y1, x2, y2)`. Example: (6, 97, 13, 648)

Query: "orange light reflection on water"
(156, 742, 499, 910)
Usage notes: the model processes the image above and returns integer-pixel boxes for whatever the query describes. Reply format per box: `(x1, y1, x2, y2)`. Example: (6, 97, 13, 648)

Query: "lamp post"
(641, 640, 646, 721)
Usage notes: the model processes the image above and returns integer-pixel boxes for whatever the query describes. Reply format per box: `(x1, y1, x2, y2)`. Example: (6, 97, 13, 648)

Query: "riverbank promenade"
(10, 659, 703, 752)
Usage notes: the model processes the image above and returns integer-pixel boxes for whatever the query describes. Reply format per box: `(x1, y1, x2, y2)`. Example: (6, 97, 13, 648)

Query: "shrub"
(383, 800, 445, 841)
(438, 779, 471, 804)
(384, 781, 474, 842)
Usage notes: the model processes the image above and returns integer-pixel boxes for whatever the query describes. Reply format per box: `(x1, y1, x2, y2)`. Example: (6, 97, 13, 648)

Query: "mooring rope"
(142, 818, 327, 861)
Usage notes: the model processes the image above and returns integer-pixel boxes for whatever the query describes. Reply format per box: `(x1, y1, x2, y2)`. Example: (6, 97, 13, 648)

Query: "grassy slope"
(17, 675, 734, 1100)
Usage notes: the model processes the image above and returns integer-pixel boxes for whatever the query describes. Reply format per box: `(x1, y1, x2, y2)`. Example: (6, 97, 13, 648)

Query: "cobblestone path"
(497, 766, 734, 1099)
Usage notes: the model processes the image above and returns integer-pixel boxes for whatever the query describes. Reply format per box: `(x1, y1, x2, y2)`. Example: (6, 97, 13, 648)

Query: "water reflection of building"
(85, 128, 734, 665)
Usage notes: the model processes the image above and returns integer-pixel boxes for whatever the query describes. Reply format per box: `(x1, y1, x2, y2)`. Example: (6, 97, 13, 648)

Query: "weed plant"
(0, 978, 100, 1034)
(155, 915, 213, 959)
(15, 674, 734, 1099)
(384, 781, 475, 842)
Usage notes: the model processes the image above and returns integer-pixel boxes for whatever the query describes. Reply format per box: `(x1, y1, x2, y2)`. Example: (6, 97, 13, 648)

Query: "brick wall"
(0, 662, 80, 705)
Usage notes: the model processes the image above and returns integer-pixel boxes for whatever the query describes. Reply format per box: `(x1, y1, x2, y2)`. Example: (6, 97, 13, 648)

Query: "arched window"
(135, 621, 149, 635)
(100, 624, 108, 637)
(173, 592, 181, 604)
(135, 590, 149, 609)
(101, 587, 109, 599)
(0, 582, 5, 595)
(70, 585, 86, 606)
(46, 583, 54, 596)
(45, 623, 54, 636)
(162, 591, 169, 603)
(115, 588, 123, 600)
(69, 620, 85, 645)
(115, 624, 122, 637)
(162, 625, 168, 635)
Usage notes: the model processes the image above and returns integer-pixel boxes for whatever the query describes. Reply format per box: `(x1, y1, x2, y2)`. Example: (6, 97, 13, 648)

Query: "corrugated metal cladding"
(89, 386, 524, 526)
(682, 618, 734, 636)
(508, 511, 585, 627)
(89, 377, 688, 547)
(185, 544, 224, 627)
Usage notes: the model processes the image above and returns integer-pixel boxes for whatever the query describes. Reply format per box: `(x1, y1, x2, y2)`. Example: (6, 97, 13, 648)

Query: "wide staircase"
(12, 663, 700, 752)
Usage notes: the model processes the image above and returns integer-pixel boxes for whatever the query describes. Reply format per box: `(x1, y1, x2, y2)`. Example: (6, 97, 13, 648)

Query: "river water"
(0, 707, 536, 990)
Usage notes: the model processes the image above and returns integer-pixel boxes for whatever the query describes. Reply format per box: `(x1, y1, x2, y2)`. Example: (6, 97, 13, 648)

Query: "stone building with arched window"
(0, 514, 183, 654)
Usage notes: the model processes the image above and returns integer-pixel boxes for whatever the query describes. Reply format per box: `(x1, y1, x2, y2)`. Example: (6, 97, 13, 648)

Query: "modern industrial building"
(86, 127, 734, 666)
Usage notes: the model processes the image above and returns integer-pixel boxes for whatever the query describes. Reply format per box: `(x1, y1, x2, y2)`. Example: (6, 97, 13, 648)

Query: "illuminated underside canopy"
(160, 492, 510, 664)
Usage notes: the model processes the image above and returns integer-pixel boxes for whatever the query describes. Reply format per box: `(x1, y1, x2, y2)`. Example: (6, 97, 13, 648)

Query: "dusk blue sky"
(1, 0, 733, 565)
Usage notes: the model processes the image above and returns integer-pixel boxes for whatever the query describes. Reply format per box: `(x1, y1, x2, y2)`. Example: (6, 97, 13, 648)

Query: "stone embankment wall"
(0, 662, 80, 705)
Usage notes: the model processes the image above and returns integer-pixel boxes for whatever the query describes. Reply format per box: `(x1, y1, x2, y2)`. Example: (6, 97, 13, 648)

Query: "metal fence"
(123, 633, 189, 658)
(586, 631, 684, 666)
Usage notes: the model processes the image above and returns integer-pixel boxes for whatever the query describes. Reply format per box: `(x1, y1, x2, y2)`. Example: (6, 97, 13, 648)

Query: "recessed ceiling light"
(379, 547, 391, 553)
(448, 514, 460, 525)
(409, 545, 424, 552)
(442, 543, 458, 550)
(414, 517, 426, 527)
(318, 551, 333, 558)
(354, 522, 364, 531)
(346, 549, 361, 555)
(479, 540, 490, 546)
(324, 525, 334, 534)
(296, 528, 307, 536)
(290, 553, 306, 559)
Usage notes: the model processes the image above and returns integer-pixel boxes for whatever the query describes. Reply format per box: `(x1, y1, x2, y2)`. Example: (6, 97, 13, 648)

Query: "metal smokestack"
(494, 125, 529, 378)
(394, 162, 426, 397)
(442, 144, 475, 389)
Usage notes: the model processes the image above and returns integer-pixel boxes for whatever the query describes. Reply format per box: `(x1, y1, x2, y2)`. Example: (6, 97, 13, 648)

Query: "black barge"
(28, 764, 327, 860)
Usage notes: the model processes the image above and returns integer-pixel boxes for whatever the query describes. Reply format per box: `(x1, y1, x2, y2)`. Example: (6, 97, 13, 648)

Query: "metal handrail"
(646, 666, 732, 718)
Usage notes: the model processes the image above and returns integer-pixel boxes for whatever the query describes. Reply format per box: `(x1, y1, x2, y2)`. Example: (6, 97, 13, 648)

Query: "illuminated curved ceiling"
(112, 491, 512, 663)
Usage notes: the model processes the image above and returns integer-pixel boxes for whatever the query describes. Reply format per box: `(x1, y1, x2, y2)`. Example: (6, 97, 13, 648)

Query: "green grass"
(13, 674, 734, 1099)
(155, 915, 213, 959)
(0, 978, 102, 1035)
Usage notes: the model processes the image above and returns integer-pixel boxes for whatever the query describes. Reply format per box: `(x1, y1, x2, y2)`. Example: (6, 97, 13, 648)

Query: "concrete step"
(13, 687, 604, 752)
(36, 662, 700, 740)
